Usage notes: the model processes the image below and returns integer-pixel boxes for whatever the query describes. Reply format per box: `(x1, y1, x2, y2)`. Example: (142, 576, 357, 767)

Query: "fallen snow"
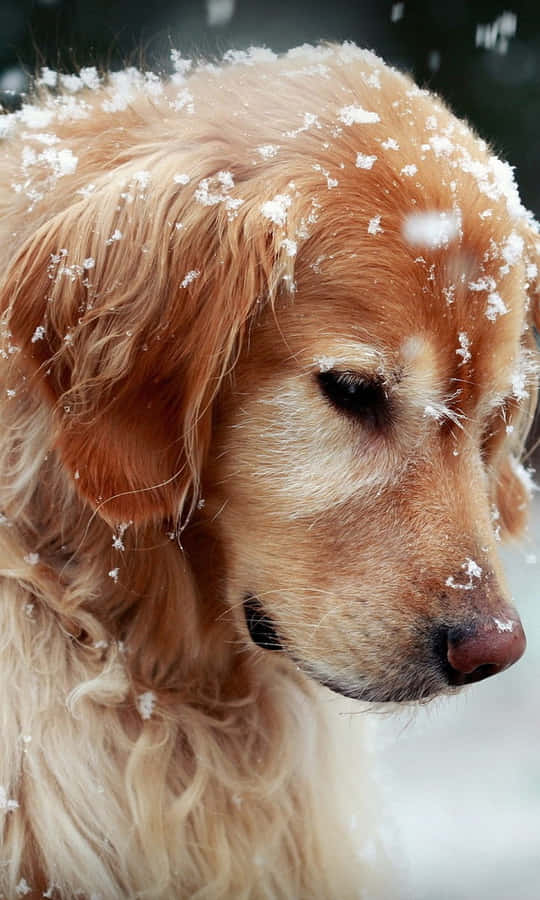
(446, 558, 483, 591)
(338, 105, 380, 126)
(137, 691, 157, 720)
(257, 144, 279, 159)
(456, 332, 471, 366)
(355, 152, 377, 170)
(261, 194, 292, 226)
(280, 239, 297, 257)
(486, 291, 509, 321)
(180, 269, 201, 288)
(0, 786, 19, 812)
(368, 215, 383, 235)
(493, 616, 515, 633)
(400, 164, 418, 177)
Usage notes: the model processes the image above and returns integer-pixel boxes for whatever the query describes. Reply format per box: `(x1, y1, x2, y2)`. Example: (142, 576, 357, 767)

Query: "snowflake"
(355, 153, 377, 170)
(261, 194, 292, 226)
(456, 332, 471, 366)
(137, 691, 156, 720)
(368, 215, 383, 235)
(180, 269, 201, 288)
(338, 105, 380, 126)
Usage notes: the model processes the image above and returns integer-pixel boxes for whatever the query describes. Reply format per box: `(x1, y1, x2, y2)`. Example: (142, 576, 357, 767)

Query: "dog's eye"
(317, 370, 389, 428)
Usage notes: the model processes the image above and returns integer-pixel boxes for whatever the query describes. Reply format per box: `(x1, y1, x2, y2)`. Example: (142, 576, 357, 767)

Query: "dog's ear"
(523, 224, 540, 333)
(494, 224, 540, 538)
(1, 160, 289, 525)
(495, 455, 532, 538)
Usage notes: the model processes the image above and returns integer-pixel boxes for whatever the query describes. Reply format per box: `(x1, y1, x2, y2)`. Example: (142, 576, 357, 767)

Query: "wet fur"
(0, 44, 538, 898)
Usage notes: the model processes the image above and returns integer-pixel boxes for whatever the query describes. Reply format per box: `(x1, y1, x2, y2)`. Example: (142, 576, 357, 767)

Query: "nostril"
(462, 663, 499, 684)
(434, 619, 526, 686)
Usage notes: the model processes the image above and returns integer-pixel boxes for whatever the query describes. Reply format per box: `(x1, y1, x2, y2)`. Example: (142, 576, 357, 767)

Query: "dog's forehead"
(277, 218, 528, 414)
(286, 157, 529, 408)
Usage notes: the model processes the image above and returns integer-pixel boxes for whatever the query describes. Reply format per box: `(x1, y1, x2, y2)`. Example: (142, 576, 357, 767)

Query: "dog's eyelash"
(317, 370, 390, 428)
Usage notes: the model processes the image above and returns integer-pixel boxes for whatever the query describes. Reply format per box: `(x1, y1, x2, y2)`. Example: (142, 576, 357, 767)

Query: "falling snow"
(403, 210, 460, 248)
(206, 0, 236, 27)
(476, 12, 517, 55)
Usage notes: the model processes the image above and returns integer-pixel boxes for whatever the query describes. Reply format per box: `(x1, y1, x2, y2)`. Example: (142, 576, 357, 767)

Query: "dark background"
(1, 0, 539, 217)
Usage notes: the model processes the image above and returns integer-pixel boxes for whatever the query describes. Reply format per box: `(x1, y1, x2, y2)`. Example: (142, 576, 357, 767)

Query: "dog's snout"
(435, 616, 526, 686)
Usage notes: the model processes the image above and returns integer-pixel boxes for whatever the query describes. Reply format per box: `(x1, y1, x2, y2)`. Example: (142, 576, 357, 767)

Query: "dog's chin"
(242, 594, 448, 705)
(309, 669, 451, 705)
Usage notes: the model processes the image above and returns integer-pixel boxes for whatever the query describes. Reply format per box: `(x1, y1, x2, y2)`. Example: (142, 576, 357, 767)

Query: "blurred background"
(1, 2, 538, 898)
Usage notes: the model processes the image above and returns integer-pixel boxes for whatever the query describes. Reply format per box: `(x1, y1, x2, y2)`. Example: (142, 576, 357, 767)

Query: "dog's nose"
(438, 617, 526, 686)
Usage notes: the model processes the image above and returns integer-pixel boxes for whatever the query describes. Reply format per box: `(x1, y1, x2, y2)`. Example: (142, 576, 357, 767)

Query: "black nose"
(434, 616, 526, 686)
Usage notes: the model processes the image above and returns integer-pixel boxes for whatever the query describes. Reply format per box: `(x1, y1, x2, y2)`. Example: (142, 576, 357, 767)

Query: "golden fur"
(0, 43, 538, 898)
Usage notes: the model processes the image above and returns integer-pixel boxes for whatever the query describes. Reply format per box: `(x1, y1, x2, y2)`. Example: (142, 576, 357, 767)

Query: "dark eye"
(317, 370, 390, 428)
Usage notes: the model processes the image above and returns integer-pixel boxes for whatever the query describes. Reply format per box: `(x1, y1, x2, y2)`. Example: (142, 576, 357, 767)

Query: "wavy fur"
(0, 43, 537, 898)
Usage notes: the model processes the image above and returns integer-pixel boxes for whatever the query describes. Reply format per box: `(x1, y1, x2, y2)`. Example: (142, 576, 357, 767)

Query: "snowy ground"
(370, 497, 540, 900)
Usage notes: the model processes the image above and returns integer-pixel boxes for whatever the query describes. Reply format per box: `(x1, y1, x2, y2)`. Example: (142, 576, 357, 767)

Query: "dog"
(0, 41, 538, 899)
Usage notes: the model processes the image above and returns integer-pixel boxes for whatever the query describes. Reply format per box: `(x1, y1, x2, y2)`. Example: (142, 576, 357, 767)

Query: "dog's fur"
(0, 42, 538, 898)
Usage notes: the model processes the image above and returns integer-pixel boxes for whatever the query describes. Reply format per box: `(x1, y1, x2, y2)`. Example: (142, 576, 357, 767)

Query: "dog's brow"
(311, 341, 384, 374)
(398, 335, 467, 424)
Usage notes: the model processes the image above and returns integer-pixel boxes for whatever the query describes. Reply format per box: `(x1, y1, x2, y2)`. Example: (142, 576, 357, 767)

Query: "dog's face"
(205, 224, 535, 702)
(2, 45, 538, 704)
(199, 104, 538, 702)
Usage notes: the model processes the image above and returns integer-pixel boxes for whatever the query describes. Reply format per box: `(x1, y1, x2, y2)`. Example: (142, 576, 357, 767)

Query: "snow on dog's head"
(1, 42, 538, 712)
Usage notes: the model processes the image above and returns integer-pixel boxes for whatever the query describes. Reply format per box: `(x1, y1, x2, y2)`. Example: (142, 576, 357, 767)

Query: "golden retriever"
(0, 42, 538, 899)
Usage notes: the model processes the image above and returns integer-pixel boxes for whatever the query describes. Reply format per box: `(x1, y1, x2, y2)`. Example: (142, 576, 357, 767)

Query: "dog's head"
(2, 45, 538, 702)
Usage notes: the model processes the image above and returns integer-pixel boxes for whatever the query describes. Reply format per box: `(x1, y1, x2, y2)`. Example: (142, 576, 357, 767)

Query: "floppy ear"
(494, 225, 540, 538)
(522, 222, 540, 332)
(1, 158, 288, 525)
(495, 455, 532, 538)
